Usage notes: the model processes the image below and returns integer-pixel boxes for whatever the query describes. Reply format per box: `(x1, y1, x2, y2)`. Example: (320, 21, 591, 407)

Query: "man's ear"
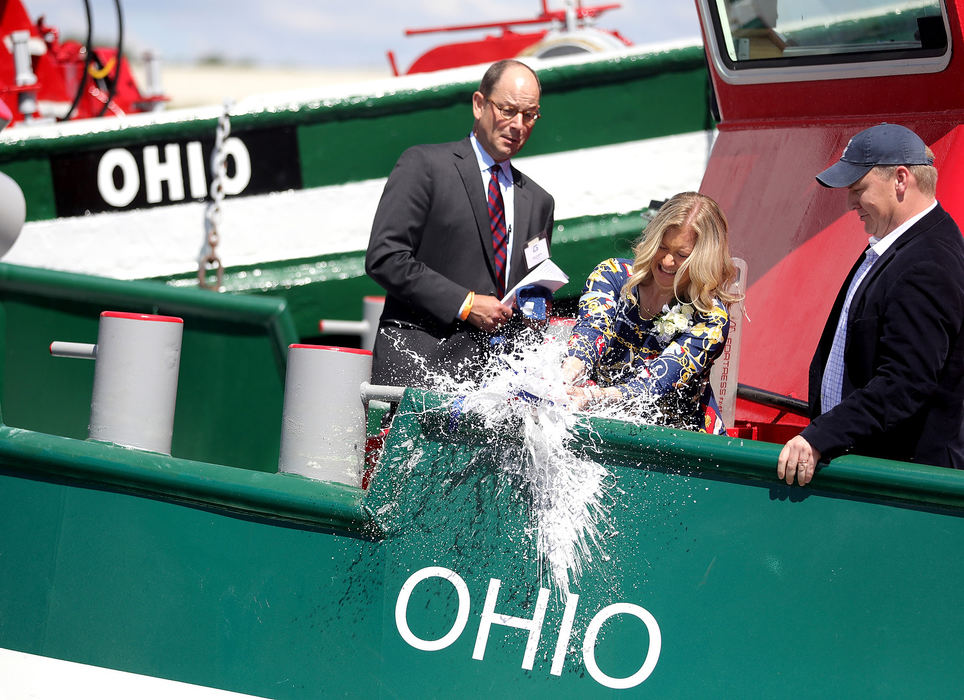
(472, 91, 486, 121)
(894, 165, 911, 199)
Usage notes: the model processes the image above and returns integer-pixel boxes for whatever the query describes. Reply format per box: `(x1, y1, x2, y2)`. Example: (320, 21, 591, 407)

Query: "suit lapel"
(454, 139, 500, 286)
(508, 166, 532, 289)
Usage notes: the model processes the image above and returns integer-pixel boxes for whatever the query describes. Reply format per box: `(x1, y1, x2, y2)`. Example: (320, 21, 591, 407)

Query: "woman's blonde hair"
(621, 192, 742, 312)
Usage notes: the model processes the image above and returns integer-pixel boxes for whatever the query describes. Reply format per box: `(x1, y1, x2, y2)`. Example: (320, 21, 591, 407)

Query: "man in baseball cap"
(779, 123, 964, 485)
(815, 123, 935, 188)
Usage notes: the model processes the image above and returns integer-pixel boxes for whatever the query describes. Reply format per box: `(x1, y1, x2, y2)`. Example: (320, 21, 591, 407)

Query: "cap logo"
(842, 136, 856, 159)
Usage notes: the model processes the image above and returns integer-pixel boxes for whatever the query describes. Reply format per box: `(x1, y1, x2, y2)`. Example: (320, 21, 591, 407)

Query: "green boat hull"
(2, 385, 963, 697)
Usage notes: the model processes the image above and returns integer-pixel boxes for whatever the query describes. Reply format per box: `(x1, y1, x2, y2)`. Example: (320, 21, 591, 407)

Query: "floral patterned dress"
(567, 258, 731, 434)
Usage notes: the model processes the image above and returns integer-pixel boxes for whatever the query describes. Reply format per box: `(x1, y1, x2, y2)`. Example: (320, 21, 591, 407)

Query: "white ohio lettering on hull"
(143, 144, 184, 203)
(97, 148, 139, 207)
(395, 566, 471, 651)
(95, 138, 252, 209)
(185, 141, 207, 199)
(220, 137, 252, 196)
(394, 566, 662, 689)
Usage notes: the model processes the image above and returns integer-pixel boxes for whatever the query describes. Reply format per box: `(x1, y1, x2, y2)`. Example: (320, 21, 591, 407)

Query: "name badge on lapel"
(524, 234, 550, 269)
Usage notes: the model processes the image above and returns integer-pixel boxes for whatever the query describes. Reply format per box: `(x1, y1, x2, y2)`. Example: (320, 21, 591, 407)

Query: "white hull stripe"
(0, 647, 268, 699)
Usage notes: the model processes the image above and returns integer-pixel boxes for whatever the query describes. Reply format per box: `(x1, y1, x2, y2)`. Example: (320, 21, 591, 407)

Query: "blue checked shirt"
(820, 247, 878, 412)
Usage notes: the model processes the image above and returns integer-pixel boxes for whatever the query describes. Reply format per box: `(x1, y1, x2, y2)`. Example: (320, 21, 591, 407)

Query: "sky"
(23, 0, 702, 72)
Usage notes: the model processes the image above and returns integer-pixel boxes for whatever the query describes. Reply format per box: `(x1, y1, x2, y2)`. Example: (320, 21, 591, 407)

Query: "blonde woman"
(561, 192, 742, 433)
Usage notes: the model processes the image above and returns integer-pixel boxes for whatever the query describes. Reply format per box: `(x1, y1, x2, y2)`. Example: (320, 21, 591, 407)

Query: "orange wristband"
(458, 291, 475, 321)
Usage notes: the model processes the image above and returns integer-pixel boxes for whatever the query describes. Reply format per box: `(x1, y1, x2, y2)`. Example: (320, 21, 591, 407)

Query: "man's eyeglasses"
(487, 99, 541, 125)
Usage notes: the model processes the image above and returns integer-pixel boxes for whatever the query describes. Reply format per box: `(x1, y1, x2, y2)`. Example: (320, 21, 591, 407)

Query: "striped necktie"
(487, 164, 508, 297)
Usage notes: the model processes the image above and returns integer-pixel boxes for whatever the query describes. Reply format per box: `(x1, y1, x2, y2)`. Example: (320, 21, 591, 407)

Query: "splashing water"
(382, 324, 649, 595)
(462, 330, 614, 594)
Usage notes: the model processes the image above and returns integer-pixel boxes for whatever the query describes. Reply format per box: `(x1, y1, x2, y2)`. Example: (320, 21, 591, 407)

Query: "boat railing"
(374, 388, 964, 525)
(0, 261, 299, 470)
(0, 419, 373, 533)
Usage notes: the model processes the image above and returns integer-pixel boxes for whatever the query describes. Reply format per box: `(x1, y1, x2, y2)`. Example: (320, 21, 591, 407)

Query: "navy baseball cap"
(816, 123, 934, 188)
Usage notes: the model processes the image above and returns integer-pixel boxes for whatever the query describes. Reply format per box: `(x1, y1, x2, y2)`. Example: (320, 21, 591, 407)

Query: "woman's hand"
(566, 384, 617, 410)
(561, 357, 587, 386)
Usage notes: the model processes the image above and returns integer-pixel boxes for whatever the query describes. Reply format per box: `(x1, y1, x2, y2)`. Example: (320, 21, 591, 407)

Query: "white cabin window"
(701, 0, 951, 83)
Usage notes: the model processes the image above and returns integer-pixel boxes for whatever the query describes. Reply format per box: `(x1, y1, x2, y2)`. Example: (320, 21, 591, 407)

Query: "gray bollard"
(51, 311, 184, 454)
(317, 295, 385, 352)
(278, 344, 372, 485)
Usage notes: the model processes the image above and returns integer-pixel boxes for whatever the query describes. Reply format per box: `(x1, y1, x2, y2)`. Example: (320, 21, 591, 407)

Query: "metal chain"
(198, 99, 233, 290)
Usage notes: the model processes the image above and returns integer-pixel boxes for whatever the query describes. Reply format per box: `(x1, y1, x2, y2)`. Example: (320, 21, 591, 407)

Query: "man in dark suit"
(365, 60, 555, 388)
(779, 123, 964, 485)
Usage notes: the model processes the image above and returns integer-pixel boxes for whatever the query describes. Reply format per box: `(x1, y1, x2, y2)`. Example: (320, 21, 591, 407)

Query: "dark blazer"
(365, 137, 555, 387)
(802, 203, 964, 468)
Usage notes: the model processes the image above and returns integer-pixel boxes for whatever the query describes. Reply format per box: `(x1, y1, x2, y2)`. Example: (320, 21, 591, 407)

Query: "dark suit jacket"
(802, 203, 964, 468)
(365, 137, 555, 388)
